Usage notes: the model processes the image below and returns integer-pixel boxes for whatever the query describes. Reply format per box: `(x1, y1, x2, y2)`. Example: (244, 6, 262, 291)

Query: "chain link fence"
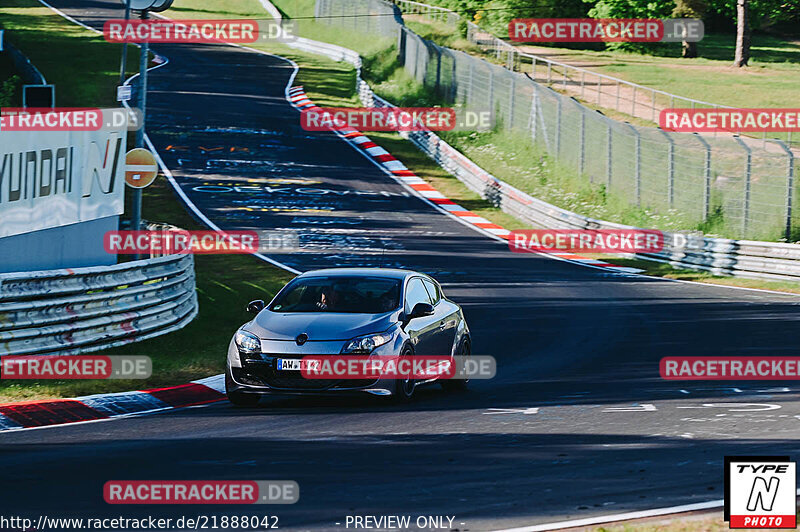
(315, 0, 799, 241)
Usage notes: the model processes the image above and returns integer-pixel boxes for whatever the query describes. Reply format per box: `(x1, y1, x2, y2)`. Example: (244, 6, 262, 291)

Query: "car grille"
(237, 355, 378, 391)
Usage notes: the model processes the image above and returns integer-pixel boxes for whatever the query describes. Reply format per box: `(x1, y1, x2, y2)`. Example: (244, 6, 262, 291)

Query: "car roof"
(296, 268, 428, 281)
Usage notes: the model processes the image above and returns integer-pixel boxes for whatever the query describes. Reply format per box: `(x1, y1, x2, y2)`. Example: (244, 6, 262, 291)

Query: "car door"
(422, 278, 458, 358)
(404, 277, 438, 356)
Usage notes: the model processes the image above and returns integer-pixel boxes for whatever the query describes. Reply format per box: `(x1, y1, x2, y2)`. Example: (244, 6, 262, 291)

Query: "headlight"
(342, 331, 394, 354)
(234, 329, 261, 355)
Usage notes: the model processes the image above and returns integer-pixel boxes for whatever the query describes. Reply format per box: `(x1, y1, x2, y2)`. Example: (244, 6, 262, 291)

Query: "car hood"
(247, 310, 398, 341)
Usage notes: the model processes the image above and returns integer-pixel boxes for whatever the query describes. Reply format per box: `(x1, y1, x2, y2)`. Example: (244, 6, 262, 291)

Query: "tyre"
(441, 338, 470, 392)
(392, 347, 416, 403)
(225, 368, 261, 407)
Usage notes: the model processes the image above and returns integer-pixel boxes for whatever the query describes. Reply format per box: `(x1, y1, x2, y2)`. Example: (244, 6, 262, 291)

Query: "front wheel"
(392, 347, 416, 403)
(441, 339, 470, 392)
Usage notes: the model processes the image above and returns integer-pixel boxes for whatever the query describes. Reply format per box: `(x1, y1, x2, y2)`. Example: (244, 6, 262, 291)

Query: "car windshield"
(269, 276, 402, 314)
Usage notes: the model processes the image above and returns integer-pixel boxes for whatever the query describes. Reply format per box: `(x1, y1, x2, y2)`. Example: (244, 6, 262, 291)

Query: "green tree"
(585, 0, 676, 51)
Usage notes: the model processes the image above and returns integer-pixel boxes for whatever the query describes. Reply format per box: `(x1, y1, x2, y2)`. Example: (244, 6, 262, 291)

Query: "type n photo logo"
(725, 456, 796, 528)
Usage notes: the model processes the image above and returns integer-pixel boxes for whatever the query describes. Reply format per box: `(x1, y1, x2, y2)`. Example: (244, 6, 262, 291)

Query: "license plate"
(277, 359, 320, 371)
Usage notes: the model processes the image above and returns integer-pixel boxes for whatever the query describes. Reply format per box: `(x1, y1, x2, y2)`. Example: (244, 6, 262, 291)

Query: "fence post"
(488, 67, 495, 121)
(529, 85, 538, 143)
(773, 139, 795, 241)
(625, 123, 641, 206)
(547, 62, 552, 85)
(579, 107, 586, 178)
(651, 88, 657, 122)
(531, 56, 536, 81)
(658, 129, 675, 209)
(580, 71, 585, 100)
(554, 96, 563, 155)
(435, 47, 442, 94)
(733, 136, 752, 238)
(596, 76, 601, 105)
(467, 61, 475, 107)
(508, 75, 516, 130)
(694, 133, 712, 221)
(563, 67, 567, 91)
(615, 82, 620, 112)
(631, 86, 636, 116)
(451, 52, 458, 103)
(606, 120, 613, 187)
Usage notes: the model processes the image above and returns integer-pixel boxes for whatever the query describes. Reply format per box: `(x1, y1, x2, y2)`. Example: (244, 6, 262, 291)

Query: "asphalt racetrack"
(4, 1, 800, 530)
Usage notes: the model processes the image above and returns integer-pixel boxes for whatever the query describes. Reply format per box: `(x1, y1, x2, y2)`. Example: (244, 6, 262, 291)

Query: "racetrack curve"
(5, 1, 800, 530)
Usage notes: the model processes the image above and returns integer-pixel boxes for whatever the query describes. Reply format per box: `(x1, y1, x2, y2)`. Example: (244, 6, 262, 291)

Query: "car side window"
(422, 279, 440, 305)
(405, 278, 432, 313)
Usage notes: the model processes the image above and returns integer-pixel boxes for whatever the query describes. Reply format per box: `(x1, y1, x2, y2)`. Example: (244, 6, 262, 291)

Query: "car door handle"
(439, 321, 447, 330)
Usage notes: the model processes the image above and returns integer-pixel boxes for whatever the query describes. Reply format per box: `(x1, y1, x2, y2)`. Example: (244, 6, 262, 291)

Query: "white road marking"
(676, 403, 781, 411)
(603, 404, 656, 412)
(483, 408, 540, 415)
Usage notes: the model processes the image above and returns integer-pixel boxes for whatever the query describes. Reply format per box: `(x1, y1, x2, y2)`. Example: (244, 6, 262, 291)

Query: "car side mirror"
(409, 302, 434, 320)
(246, 300, 265, 314)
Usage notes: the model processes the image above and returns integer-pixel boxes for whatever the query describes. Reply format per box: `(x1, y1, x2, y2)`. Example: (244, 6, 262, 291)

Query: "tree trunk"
(682, 40, 698, 58)
(733, 0, 750, 67)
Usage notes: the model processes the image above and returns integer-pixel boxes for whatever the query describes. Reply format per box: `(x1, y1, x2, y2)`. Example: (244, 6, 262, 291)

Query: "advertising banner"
(0, 118, 127, 238)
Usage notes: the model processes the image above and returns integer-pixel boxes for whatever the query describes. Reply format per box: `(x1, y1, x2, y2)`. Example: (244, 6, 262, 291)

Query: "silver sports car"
(225, 268, 471, 405)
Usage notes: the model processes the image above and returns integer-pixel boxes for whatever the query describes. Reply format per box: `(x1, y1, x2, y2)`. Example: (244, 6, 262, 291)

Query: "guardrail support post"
(773, 139, 795, 241)
(733, 136, 752, 238)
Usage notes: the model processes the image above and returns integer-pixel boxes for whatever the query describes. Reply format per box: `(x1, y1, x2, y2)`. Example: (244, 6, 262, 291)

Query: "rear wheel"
(225, 368, 261, 407)
(441, 338, 470, 392)
(392, 347, 416, 403)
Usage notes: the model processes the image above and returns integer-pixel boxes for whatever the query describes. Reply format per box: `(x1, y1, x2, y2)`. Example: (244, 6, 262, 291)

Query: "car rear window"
(270, 277, 402, 314)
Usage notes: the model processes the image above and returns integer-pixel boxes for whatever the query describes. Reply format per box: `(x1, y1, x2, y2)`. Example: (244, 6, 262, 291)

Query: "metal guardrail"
(0, 253, 198, 356)
(279, 7, 800, 282)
